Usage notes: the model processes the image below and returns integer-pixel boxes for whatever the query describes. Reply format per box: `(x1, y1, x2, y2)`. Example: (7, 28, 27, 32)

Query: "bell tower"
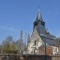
(33, 11, 45, 34)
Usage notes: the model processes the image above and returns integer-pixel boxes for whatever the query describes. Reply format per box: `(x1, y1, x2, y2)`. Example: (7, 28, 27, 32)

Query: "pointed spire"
(36, 10, 43, 21)
(37, 10, 42, 19)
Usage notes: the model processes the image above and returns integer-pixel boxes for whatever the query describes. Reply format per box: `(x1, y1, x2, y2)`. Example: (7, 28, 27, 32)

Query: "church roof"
(32, 10, 59, 47)
(43, 38, 58, 46)
(39, 33, 59, 47)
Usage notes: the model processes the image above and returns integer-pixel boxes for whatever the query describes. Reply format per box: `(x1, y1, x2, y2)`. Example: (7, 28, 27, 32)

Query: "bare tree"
(17, 31, 24, 54)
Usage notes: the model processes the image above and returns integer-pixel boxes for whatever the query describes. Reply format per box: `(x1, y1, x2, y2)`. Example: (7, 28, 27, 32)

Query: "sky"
(0, 0, 60, 43)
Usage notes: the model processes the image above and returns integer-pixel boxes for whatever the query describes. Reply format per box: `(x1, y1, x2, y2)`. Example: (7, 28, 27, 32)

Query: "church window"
(34, 40, 36, 46)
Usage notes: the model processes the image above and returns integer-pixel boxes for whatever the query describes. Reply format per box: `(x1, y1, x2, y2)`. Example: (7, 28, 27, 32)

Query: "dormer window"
(41, 21, 45, 26)
(34, 22, 38, 26)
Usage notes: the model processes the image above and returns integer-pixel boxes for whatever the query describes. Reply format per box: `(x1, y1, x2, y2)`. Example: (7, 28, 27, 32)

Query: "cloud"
(0, 26, 20, 32)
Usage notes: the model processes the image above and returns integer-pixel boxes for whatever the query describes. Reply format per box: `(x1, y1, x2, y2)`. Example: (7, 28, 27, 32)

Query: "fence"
(0, 54, 60, 60)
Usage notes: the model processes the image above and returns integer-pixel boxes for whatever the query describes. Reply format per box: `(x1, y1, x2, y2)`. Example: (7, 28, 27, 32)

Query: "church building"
(27, 11, 59, 55)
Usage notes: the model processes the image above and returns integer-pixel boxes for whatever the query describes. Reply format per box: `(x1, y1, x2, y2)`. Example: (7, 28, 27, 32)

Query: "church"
(27, 11, 60, 55)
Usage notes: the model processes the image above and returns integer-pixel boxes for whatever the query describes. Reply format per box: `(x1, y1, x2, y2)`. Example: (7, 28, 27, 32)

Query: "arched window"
(34, 40, 36, 46)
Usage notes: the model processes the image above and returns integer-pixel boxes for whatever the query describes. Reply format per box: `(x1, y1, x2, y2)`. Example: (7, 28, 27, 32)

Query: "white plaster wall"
(28, 29, 44, 54)
(52, 46, 58, 55)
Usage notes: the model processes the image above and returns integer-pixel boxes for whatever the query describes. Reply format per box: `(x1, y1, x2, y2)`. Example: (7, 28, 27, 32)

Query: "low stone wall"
(16, 55, 51, 60)
(0, 54, 60, 60)
(51, 55, 60, 60)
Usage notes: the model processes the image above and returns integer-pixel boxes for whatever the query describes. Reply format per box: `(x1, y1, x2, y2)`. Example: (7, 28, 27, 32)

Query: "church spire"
(33, 10, 45, 33)
(37, 10, 42, 19)
(36, 10, 43, 21)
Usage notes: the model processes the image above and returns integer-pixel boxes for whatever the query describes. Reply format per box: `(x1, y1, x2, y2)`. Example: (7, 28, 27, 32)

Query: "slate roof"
(34, 28, 59, 46)
(42, 38, 58, 46)
(39, 33, 59, 47)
